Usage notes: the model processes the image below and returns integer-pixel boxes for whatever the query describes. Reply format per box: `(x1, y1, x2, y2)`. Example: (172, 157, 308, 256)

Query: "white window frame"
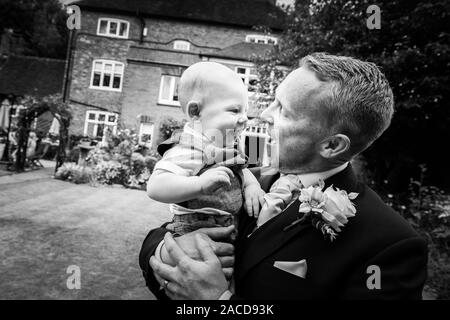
(235, 66, 258, 93)
(245, 34, 278, 45)
(173, 40, 191, 51)
(158, 75, 180, 106)
(97, 18, 130, 39)
(139, 122, 154, 146)
(83, 110, 118, 138)
(240, 124, 271, 167)
(89, 59, 124, 92)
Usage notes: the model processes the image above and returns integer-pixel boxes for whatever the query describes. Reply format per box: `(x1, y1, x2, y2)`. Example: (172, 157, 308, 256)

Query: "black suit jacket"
(139, 165, 428, 299)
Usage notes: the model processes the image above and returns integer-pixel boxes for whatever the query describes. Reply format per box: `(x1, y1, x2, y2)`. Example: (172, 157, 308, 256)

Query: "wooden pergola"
(14, 94, 71, 172)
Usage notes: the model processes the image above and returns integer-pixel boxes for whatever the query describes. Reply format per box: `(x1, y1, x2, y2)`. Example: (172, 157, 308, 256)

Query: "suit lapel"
(236, 199, 312, 281)
(236, 164, 361, 281)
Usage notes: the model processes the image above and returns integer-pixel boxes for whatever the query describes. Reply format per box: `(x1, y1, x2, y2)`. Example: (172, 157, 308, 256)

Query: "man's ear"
(318, 134, 351, 159)
(186, 101, 202, 119)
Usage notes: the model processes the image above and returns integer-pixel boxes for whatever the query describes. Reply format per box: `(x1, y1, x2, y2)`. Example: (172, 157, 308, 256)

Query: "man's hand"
(198, 166, 235, 194)
(244, 183, 266, 217)
(150, 232, 229, 300)
(159, 225, 235, 279)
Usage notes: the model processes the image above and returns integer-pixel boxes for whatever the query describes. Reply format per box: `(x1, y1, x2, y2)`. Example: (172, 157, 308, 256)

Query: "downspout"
(62, 28, 75, 102)
(137, 12, 146, 44)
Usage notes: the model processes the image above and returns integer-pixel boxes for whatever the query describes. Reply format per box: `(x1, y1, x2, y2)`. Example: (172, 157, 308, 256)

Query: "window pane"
(257, 39, 265, 44)
(268, 39, 275, 45)
(103, 74, 111, 87)
(248, 78, 258, 92)
(86, 123, 96, 137)
(173, 78, 179, 101)
(96, 124, 105, 138)
(113, 75, 121, 89)
(237, 67, 246, 74)
(104, 64, 113, 73)
(160, 76, 172, 100)
(94, 61, 103, 71)
(93, 73, 101, 86)
(108, 115, 116, 123)
(174, 41, 190, 51)
(98, 114, 106, 122)
(140, 123, 154, 143)
(119, 22, 127, 36)
(141, 134, 151, 143)
(88, 113, 96, 120)
(109, 22, 117, 35)
(114, 64, 124, 74)
(99, 20, 108, 34)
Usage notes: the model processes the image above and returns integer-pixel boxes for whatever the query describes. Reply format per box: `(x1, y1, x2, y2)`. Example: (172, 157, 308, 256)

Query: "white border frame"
(89, 59, 124, 92)
(158, 75, 181, 106)
(173, 40, 191, 51)
(97, 18, 130, 39)
(83, 110, 118, 137)
(139, 122, 155, 146)
(245, 34, 278, 45)
(240, 125, 270, 167)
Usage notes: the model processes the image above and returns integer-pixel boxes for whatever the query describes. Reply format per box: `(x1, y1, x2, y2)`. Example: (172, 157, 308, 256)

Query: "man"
(139, 53, 428, 299)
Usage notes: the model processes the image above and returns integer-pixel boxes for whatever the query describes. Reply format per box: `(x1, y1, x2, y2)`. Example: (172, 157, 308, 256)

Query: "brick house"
(66, 0, 285, 151)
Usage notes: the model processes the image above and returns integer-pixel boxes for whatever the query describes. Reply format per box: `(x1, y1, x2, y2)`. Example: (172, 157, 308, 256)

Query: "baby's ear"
(187, 101, 201, 119)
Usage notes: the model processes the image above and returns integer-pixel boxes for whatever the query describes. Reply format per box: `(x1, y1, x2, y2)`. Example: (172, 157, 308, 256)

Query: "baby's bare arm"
(242, 168, 266, 217)
(147, 170, 202, 203)
(242, 168, 260, 187)
(147, 166, 235, 203)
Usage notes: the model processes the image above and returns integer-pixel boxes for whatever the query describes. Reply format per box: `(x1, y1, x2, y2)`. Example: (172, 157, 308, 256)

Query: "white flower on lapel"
(293, 179, 358, 241)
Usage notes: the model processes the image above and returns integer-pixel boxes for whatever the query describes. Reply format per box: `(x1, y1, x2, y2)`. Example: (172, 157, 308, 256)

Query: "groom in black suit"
(139, 53, 428, 299)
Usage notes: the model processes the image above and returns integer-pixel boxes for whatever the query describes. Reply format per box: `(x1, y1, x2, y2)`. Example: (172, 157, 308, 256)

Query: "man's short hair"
(300, 52, 394, 154)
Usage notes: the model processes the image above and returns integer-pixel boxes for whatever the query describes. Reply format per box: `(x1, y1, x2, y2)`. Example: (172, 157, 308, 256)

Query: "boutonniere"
(283, 180, 358, 242)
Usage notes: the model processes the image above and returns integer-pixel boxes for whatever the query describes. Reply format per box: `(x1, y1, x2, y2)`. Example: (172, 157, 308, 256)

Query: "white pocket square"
(273, 259, 307, 279)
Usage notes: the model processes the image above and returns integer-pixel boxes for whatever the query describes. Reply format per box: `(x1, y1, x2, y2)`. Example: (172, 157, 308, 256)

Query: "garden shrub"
(94, 161, 129, 185)
(61, 128, 160, 190)
(377, 165, 450, 299)
(55, 162, 94, 184)
(158, 117, 186, 145)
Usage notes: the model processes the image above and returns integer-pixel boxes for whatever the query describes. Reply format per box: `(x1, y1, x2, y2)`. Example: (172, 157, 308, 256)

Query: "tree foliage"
(256, 0, 450, 190)
(0, 0, 68, 58)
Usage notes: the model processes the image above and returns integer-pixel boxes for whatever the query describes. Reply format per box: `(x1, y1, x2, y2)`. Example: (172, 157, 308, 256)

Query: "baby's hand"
(244, 184, 266, 217)
(198, 166, 235, 195)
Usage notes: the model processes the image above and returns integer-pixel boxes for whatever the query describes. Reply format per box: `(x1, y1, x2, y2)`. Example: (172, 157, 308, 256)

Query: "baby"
(147, 62, 265, 246)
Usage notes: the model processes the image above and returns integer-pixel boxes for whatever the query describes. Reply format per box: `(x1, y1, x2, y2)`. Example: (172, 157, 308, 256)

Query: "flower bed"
(55, 129, 160, 191)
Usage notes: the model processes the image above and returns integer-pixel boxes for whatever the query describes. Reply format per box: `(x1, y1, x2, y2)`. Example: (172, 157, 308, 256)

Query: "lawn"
(0, 167, 172, 299)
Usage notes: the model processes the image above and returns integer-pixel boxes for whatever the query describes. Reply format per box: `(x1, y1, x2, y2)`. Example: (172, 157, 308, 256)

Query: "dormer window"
(245, 34, 278, 45)
(173, 40, 191, 51)
(97, 18, 130, 39)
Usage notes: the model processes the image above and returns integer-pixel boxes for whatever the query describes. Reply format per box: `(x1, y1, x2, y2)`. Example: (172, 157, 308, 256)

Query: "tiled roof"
(0, 55, 65, 97)
(202, 42, 274, 61)
(77, 0, 286, 30)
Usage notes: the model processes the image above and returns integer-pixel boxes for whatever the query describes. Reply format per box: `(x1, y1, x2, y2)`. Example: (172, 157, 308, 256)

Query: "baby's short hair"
(179, 62, 241, 114)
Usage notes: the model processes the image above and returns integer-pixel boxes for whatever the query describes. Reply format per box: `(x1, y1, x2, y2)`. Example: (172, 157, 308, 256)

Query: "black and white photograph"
(0, 0, 449, 303)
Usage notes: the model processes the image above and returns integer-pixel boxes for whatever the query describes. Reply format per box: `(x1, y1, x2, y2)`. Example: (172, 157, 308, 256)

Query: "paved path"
(0, 166, 172, 299)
